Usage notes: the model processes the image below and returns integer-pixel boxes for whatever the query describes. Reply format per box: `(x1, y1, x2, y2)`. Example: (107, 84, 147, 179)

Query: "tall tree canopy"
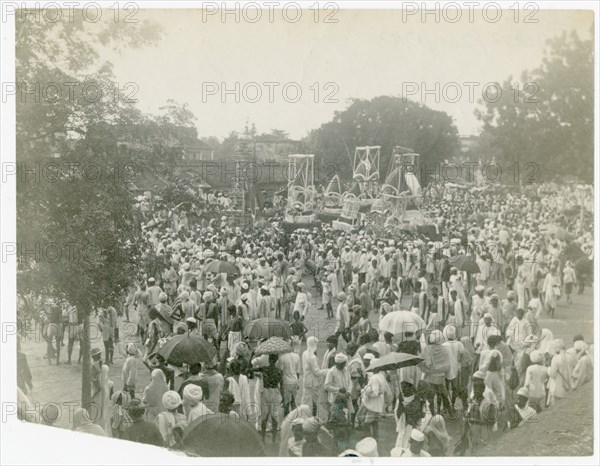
(476, 29, 594, 182)
(15, 11, 185, 407)
(305, 96, 460, 182)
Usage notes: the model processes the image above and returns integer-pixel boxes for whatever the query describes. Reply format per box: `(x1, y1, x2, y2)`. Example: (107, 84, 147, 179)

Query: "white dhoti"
(228, 331, 242, 355)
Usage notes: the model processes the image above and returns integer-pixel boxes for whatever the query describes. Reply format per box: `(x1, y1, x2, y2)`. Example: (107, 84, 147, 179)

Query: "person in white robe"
(547, 339, 572, 406)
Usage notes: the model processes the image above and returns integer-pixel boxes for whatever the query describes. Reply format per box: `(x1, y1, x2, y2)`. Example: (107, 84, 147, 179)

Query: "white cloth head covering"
(529, 350, 543, 364)
(539, 329, 554, 353)
(390, 447, 404, 457)
(162, 390, 182, 410)
(334, 353, 348, 364)
(443, 325, 456, 341)
(574, 340, 588, 352)
(355, 437, 378, 457)
(428, 330, 444, 345)
(410, 429, 425, 442)
(306, 336, 319, 353)
(183, 384, 204, 403)
(552, 338, 566, 353)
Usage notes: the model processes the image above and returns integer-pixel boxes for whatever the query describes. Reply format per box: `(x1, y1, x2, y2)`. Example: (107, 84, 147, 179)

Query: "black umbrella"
(204, 260, 240, 276)
(243, 318, 291, 340)
(253, 336, 293, 355)
(366, 352, 424, 372)
(183, 413, 267, 457)
(158, 334, 216, 366)
(449, 254, 480, 274)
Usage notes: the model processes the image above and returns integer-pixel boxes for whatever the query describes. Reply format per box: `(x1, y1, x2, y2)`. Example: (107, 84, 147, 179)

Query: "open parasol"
(448, 254, 480, 274)
(243, 318, 292, 340)
(203, 260, 240, 276)
(183, 413, 266, 457)
(158, 333, 217, 366)
(378, 311, 425, 335)
(253, 336, 292, 356)
(366, 352, 424, 372)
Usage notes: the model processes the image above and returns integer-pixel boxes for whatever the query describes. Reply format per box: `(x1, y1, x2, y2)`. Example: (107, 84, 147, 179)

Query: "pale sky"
(105, 7, 594, 140)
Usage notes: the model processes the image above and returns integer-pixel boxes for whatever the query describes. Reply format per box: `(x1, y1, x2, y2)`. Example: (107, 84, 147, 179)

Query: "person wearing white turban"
(156, 391, 186, 447)
(182, 383, 213, 422)
(360, 358, 392, 438)
(523, 350, 549, 409)
(122, 343, 141, 398)
(355, 436, 379, 457)
(547, 339, 572, 407)
(301, 336, 328, 416)
(442, 325, 466, 411)
(324, 352, 353, 415)
(566, 335, 585, 368)
(390, 429, 430, 457)
(141, 369, 169, 422)
(538, 328, 555, 360)
(421, 330, 453, 415)
(225, 358, 251, 420)
(572, 341, 593, 390)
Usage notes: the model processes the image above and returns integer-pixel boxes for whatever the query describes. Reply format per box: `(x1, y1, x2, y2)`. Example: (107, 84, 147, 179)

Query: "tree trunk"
(81, 311, 91, 408)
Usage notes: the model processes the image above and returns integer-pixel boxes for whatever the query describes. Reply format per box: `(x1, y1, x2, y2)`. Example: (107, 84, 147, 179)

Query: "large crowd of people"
(18, 179, 594, 457)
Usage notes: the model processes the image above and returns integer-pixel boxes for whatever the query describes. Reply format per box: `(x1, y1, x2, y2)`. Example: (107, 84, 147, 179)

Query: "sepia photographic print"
(1, 1, 598, 463)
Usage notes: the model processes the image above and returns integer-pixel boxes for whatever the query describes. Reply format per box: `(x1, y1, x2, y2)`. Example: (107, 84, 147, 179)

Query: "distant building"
(181, 139, 215, 162)
(254, 134, 303, 162)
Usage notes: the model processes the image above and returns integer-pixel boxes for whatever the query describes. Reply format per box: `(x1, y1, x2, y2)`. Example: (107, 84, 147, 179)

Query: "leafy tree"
(200, 136, 221, 150)
(305, 96, 460, 181)
(157, 99, 198, 127)
(14, 11, 181, 408)
(269, 129, 289, 139)
(15, 10, 163, 162)
(476, 29, 593, 182)
(214, 131, 239, 159)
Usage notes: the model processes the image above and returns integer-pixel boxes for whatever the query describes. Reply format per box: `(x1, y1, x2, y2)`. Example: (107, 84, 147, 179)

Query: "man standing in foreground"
(252, 354, 284, 442)
(277, 349, 302, 417)
(302, 336, 327, 416)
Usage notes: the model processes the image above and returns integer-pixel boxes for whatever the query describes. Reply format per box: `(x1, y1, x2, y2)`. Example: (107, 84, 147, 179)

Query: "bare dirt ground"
(479, 381, 594, 456)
